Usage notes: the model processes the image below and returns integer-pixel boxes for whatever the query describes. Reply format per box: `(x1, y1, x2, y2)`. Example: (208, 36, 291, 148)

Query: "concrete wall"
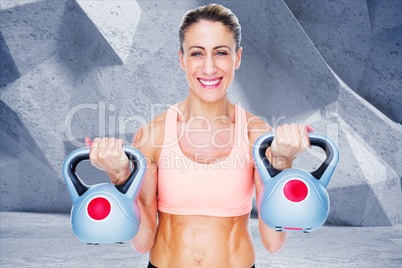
(213, 0, 401, 226)
(1, 0, 401, 226)
(284, 0, 402, 123)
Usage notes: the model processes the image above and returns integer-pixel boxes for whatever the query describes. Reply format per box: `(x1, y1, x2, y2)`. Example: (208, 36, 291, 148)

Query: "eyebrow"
(188, 45, 232, 51)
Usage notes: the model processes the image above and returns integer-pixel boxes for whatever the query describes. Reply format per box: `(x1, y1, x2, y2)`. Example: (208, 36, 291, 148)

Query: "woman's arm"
(254, 169, 288, 253)
(86, 118, 162, 254)
(247, 114, 311, 253)
(130, 158, 158, 253)
(129, 123, 160, 253)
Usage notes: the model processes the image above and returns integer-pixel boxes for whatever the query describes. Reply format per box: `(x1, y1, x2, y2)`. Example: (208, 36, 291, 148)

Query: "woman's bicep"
(130, 140, 159, 253)
(138, 159, 158, 211)
(133, 124, 159, 212)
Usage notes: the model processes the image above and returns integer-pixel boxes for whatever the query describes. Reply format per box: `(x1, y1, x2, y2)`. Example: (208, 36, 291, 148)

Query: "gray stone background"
(0, 0, 401, 227)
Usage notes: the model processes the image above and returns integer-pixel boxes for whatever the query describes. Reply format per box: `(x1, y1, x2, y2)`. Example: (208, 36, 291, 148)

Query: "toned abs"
(150, 212, 255, 267)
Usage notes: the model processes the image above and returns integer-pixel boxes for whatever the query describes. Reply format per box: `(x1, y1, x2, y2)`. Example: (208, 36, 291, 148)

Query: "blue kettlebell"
(62, 146, 146, 244)
(252, 132, 339, 233)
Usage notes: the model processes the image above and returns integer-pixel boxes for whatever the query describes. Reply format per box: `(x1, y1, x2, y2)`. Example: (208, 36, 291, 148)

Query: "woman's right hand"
(85, 137, 130, 185)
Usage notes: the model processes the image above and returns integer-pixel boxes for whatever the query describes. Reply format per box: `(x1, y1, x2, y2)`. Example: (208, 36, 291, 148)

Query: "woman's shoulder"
(240, 107, 272, 145)
(239, 107, 271, 131)
(132, 109, 168, 152)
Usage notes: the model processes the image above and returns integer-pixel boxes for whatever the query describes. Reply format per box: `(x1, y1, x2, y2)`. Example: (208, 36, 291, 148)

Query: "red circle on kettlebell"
(283, 180, 308, 202)
(87, 197, 111, 220)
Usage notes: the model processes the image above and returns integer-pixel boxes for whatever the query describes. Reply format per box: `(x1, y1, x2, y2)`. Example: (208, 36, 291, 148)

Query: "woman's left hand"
(268, 124, 314, 169)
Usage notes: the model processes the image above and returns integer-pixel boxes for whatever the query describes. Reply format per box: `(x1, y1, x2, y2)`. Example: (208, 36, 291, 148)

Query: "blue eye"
(217, 51, 228, 56)
(191, 52, 202, 57)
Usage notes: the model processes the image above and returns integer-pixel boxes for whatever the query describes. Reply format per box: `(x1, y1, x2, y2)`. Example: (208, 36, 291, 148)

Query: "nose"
(202, 55, 217, 75)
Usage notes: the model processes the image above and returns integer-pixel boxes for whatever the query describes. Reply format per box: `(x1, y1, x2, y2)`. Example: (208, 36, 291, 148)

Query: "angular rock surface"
(0, 0, 400, 227)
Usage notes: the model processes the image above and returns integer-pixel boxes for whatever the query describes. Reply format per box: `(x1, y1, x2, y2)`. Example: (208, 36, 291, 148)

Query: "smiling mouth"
(198, 78, 222, 86)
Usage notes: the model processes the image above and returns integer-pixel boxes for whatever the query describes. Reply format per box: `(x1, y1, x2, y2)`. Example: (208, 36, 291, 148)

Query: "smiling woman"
(179, 20, 242, 104)
(86, 4, 313, 268)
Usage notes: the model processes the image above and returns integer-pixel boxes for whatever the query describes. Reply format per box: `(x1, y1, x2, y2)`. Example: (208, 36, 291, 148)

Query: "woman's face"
(179, 20, 242, 103)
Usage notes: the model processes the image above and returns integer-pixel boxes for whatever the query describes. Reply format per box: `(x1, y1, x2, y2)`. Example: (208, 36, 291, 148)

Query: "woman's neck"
(179, 92, 234, 123)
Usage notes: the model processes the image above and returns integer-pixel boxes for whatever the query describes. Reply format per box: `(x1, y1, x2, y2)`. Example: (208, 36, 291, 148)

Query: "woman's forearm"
(130, 199, 158, 254)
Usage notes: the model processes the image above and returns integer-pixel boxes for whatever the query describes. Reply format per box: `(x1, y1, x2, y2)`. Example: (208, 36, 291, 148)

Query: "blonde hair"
(179, 4, 241, 52)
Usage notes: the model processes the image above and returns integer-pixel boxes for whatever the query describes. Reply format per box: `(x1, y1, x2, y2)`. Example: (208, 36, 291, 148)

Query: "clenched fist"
(86, 137, 130, 185)
(269, 124, 313, 169)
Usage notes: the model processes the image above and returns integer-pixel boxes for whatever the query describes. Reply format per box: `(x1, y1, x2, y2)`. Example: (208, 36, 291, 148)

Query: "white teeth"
(199, 78, 221, 86)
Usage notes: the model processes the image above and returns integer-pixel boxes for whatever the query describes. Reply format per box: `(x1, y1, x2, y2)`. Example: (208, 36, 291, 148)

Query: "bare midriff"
(149, 212, 255, 268)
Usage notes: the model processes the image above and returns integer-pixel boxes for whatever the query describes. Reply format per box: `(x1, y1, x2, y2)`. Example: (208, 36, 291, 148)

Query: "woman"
(86, 4, 311, 268)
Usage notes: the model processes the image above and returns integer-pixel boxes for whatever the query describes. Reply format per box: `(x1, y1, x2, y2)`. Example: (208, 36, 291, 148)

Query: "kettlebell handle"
(253, 132, 339, 187)
(63, 145, 146, 202)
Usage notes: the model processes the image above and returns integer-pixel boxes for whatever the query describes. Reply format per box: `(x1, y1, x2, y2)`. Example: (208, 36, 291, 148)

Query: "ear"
(235, 47, 243, 70)
(178, 49, 185, 71)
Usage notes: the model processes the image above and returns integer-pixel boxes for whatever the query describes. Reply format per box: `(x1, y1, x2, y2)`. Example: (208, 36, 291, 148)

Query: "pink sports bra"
(157, 104, 254, 217)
